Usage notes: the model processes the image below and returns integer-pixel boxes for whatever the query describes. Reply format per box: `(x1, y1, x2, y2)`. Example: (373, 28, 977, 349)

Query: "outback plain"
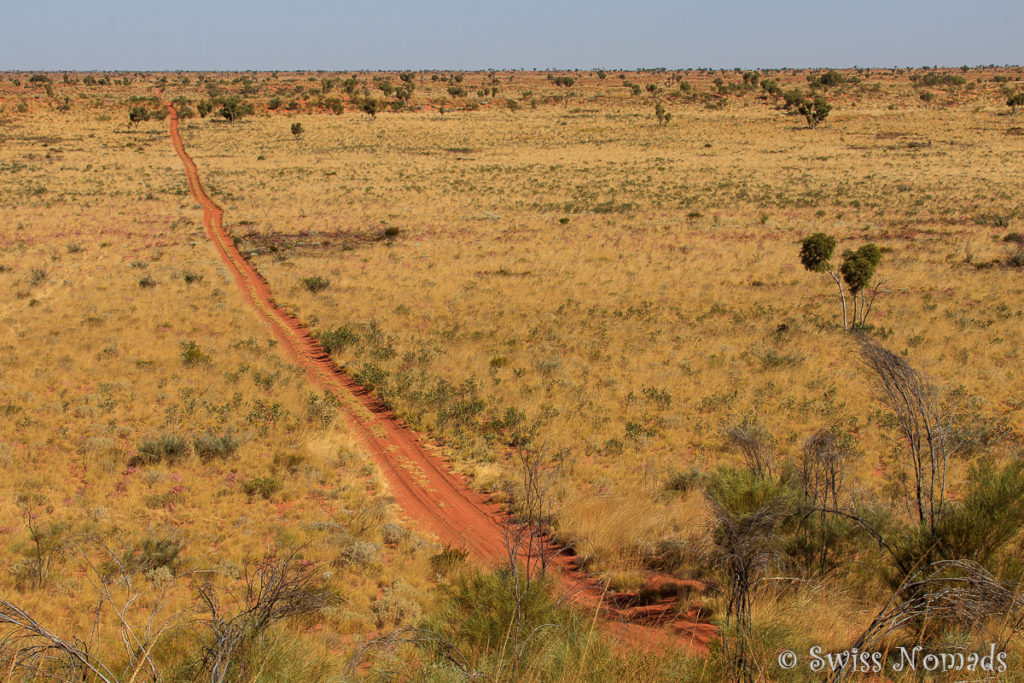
(1, 67, 1024, 681)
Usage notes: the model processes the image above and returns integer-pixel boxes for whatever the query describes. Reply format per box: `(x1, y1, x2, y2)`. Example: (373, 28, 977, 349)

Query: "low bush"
(665, 468, 704, 494)
(314, 325, 359, 354)
(301, 275, 329, 293)
(429, 545, 469, 577)
(242, 476, 282, 500)
(130, 433, 190, 466)
(414, 568, 613, 680)
(179, 340, 210, 365)
(193, 431, 239, 462)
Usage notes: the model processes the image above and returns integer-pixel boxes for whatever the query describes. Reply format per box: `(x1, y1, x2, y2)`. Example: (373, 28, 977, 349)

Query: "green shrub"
(817, 70, 845, 88)
(416, 568, 608, 679)
(145, 489, 186, 510)
(429, 545, 469, 576)
(246, 399, 285, 435)
(360, 98, 380, 119)
(301, 275, 329, 293)
(138, 275, 156, 288)
(353, 363, 389, 392)
(305, 391, 339, 428)
(108, 536, 183, 577)
(272, 450, 307, 474)
(193, 431, 239, 462)
(242, 476, 282, 500)
(381, 523, 406, 545)
(131, 433, 190, 466)
(797, 95, 832, 128)
(935, 458, 1024, 569)
(179, 340, 209, 365)
(665, 468, 704, 494)
(314, 325, 358, 354)
(217, 96, 254, 122)
(915, 72, 966, 88)
(128, 105, 150, 127)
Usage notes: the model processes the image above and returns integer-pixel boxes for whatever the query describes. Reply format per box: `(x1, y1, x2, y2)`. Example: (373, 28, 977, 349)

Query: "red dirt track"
(163, 102, 714, 652)
(164, 104, 508, 563)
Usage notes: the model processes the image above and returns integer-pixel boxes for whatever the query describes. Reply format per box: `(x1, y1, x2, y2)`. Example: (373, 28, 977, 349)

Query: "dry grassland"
(1, 67, 1023, 679)
(0, 90, 438, 676)
(171, 70, 1024, 577)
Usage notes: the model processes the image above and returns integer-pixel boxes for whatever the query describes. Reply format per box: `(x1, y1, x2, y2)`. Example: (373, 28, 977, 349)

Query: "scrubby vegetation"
(2, 67, 1024, 680)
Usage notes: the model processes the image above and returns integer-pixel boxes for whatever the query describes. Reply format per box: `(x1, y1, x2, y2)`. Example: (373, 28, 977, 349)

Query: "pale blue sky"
(1, 0, 1020, 71)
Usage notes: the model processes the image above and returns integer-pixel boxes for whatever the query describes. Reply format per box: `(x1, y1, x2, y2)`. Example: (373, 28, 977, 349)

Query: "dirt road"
(163, 103, 714, 652)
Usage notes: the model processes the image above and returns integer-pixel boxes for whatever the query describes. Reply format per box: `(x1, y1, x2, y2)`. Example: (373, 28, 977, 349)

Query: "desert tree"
(128, 105, 150, 128)
(502, 449, 559, 581)
(1007, 91, 1024, 114)
(798, 430, 846, 514)
(290, 121, 303, 137)
(781, 87, 807, 111)
(77, 540, 190, 681)
(797, 95, 832, 128)
(654, 100, 671, 125)
(360, 97, 380, 120)
(486, 445, 572, 679)
(217, 96, 253, 122)
(857, 336, 947, 537)
(799, 232, 848, 329)
(839, 243, 883, 327)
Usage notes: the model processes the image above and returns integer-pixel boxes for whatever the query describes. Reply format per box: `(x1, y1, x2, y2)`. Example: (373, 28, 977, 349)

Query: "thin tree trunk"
(828, 271, 847, 330)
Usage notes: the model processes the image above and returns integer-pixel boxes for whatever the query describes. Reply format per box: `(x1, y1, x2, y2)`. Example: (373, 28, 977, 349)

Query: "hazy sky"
(1, 0, 1020, 71)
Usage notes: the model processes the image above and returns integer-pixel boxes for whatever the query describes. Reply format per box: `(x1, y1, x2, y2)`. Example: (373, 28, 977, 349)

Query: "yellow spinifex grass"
(173, 69, 1023, 582)
(0, 91, 436, 675)
(2, 67, 1023, 677)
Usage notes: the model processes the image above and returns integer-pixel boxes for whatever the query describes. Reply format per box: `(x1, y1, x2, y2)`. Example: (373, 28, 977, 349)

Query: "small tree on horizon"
(360, 97, 380, 120)
(797, 95, 832, 128)
(218, 97, 254, 122)
(1008, 92, 1024, 115)
(654, 101, 671, 125)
